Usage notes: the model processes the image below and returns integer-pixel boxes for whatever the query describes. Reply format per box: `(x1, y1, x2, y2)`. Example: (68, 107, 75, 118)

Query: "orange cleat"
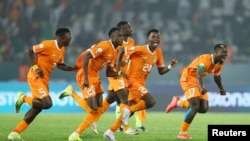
(165, 96, 180, 113)
(177, 133, 192, 140)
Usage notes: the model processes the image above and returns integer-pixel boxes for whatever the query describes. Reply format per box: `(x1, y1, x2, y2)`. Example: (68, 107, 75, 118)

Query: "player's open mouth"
(153, 42, 159, 46)
(221, 57, 226, 62)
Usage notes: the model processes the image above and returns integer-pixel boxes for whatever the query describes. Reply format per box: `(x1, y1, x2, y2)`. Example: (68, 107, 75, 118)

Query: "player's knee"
(42, 97, 53, 109)
(145, 98, 156, 108)
(198, 107, 208, 113)
(32, 99, 43, 109)
(43, 102, 52, 109)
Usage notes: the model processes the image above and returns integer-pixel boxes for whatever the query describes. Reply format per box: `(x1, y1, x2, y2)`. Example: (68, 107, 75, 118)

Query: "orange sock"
(91, 100, 110, 123)
(76, 112, 98, 134)
(109, 103, 128, 132)
(71, 91, 92, 112)
(129, 100, 146, 112)
(110, 114, 123, 132)
(179, 100, 190, 108)
(14, 120, 28, 133)
(180, 122, 190, 133)
(102, 99, 110, 113)
(23, 95, 33, 106)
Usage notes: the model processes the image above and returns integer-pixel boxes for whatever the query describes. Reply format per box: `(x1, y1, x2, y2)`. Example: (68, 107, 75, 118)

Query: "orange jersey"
(27, 40, 65, 83)
(76, 40, 116, 78)
(180, 54, 223, 83)
(111, 37, 135, 73)
(126, 45, 165, 85)
(120, 37, 135, 73)
(107, 37, 135, 91)
(124, 37, 135, 47)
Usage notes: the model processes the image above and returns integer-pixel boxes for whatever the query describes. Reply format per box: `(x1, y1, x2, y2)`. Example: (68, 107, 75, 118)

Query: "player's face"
(148, 32, 160, 49)
(122, 24, 133, 36)
(112, 31, 124, 47)
(61, 32, 72, 47)
(215, 47, 228, 64)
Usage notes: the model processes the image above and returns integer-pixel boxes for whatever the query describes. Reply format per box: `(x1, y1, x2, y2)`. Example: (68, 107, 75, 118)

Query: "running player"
(58, 27, 124, 141)
(165, 44, 228, 139)
(8, 28, 77, 141)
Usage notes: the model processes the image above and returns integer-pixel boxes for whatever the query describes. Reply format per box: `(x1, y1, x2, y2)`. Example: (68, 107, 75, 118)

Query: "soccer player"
(165, 44, 228, 139)
(7, 28, 78, 141)
(58, 27, 124, 141)
(99, 21, 139, 140)
(104, 29, 178, 141)
(90, 21, 137, 137)
(113, 21, 146, 133)
(114, 21, 136, 132)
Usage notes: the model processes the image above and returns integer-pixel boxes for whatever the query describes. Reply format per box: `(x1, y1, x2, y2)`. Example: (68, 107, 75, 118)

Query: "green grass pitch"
(1, 112, 249, 141)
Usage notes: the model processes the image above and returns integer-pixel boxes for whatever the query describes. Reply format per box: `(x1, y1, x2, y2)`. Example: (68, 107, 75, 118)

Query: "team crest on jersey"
(96, 48, 103, 53)
(129, 47, 135, 50)
(153, 56, 157, 62)
(39, 44, 44, 48)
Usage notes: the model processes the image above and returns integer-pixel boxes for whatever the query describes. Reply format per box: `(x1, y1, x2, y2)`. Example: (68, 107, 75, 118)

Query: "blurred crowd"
(0, 0, 250, 64)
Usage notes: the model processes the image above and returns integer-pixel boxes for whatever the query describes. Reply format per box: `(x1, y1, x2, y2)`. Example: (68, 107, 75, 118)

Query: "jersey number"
(86, 86, 96, 97)
(38, 88, 47, 98)
(187, 88, 195, 98)
(142, 63, 152, 72)
(118, 79, 125, 89)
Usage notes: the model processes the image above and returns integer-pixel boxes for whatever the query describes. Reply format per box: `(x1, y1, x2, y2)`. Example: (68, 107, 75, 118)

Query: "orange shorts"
(128, 82, 149, 103)
(107, 77, 128, 92)
(180, 81, 208, 100)
(76, 76, 104, 99)
(27, 77, 49, 99)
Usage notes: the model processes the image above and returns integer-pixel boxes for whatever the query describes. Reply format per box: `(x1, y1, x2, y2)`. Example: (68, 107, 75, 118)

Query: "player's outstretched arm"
(157, 58, 178, 75)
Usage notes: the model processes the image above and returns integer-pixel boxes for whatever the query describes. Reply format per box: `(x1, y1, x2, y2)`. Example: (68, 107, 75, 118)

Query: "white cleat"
(124, 128, 139, 135)
(103, 129, 116, 141)
(91, 122, 99, 134)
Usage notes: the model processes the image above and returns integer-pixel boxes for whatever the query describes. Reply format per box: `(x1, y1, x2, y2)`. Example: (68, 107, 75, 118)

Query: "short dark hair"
(108, 27, 119, 37)
(55, 28, 70, 37)
(117, 21, 129, 29)
(214, 44, 227, 51)
(147, 28, 159, 37)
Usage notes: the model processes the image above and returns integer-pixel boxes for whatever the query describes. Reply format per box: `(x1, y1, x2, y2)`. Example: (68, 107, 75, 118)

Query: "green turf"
(1, 112, 249, 141)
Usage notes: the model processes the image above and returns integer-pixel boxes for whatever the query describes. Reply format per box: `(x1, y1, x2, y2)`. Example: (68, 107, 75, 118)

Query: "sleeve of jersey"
(156, 49, 165, 67)
(89, 42, 106, 58)
(197, 56, 210, 72)
(126, 45, 138, 56)
(33, 41, 48, 54)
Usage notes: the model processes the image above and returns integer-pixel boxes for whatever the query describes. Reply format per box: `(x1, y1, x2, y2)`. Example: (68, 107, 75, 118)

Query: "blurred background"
(0, 0, 249, 113)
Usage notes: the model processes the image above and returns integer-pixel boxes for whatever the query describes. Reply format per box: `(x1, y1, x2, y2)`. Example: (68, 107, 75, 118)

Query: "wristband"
(118, 71, 122, 76)
(32, 65, 39, 70)
(167, 64, 172, 70)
